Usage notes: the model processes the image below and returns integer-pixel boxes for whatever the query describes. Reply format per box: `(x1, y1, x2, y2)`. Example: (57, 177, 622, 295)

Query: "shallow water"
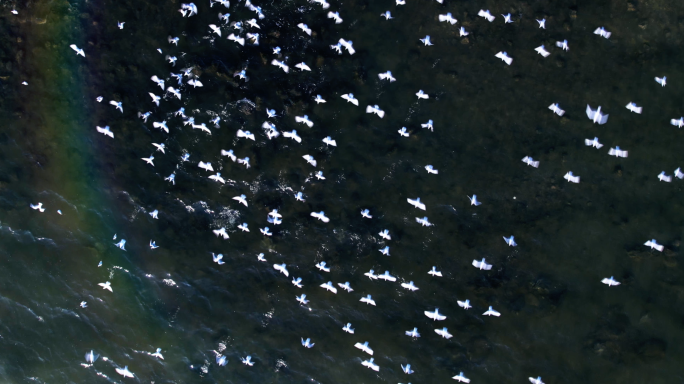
(1, 0, 683, 382)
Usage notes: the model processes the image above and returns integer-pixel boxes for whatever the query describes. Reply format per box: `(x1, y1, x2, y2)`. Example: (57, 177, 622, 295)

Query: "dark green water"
(0, 0, 683, 382)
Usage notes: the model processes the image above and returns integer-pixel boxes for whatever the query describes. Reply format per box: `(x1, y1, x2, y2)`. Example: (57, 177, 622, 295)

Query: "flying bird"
(601, 276, 620, 286)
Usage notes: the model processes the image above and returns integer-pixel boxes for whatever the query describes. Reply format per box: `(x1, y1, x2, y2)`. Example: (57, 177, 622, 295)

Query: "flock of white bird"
(19, 0, 678, 381)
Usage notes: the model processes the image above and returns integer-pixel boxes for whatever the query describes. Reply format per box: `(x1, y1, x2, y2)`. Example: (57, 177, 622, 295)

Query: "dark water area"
(0, 0, 683, 382)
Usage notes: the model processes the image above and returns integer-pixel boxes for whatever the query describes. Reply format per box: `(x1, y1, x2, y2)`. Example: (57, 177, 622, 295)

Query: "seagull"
(419, 35, 433, 46)
(296, 294, 309, 304)
(70, 44, 85, 57)
(295, 115, 314, 127)
(416, 217, 433, 226)
(401, 281, 419, 291)
(152, 120, 169, 133)
(404, 327, 420, 338)
(339, 38, 356, 54)
(96, 126, 114, 138)
(378, 71, 396, 82)
(98, 281, 113, 292)
(379, 229, 391, 240)
(148, 93, 161, 107)
(425, 308, 446, 321)
(360, 295, 376, 306)
(459, 27, 469, 36)
(495, 51, 513, 65)
(594, 27, 611, 38)
(246, 18, 260, 29)
(675, 167, 684, 179)
(644, 239, 664, 251)
(503, 236, 517, 246)
(301, 338, 315, 348)
(478, 9, 495, 22)
(457, 299, 472, 309)
(564, 171, 580, 183)
(295, 192, 306, 202)
(284, 130, 303, 143)
(396, 0, 405, 4)
(163, 172, 175, 185)
(109, 100, 123, 113)
(468, 195, 482, 206)
(379, 246, 390, 256)
(453, 372, 471, 383)
(548, 103, 565, 116)
(241, 356, 254, 366)
(213, 227, 229, 239)
(311, 211, 330, 223)
(355, 341, 374, 355)
(166, 87, 181, 100)
(416, 90, 429, 99)
(655, 76, 667, 86)
(341, 93, 359, 105)
(364, 269, 379, 280)
(149, 240, 159, 249)
(85, 350, 99, 364)
(216, 355, 227, 366)
(234, 69, 249, 80)
(166, 55, 177, 65)
(425, 165, 439, 174)
(434, 327, 453, 339)
(343, 323, 355, 333)
(361, 209, 372, 219)
(96, 96, 103, 102)
(585, 137, 604, 149)
(114, 239, 126, 250)
(274, 263, 289, 277)
(271, 59, 289, 73)
(556, 39, 569, 51)
(117, 21, 125, 29)
(260, 227, 272, 236)
(141, 155, 154, 166)
(502, 13, 513, 23)
(290, 277, 303, 288)
(237, 129, 256, 140)
(316, 261, 331, 272)
(297, 23, 312, 35)
(670, 117, 684, 128)
(228, 33, 245, 45)
(338, 282, 354, 292)
(327, 11, 343, 24)
(322, 136, 337, 146)
(381, 11, 393, 20)
(168, 36, 179, 45)
(378, 271, 396, 281)
(398, 127, 410, 137)
(362, 358, 380, 371)
(537, 18, 546, 28)
(601, 276, 621, 286)
(402, 364, 414, 374)
(198, 161, 214, 172)
(320, 281, 337, 293)
(213, 253, 225, 265)
(438, 13, 457, 24)
(535, 45, 551, 57)
(233, 194, 248, 207)
(303, 154, 317, 167)
(522, 156, 540, 168)
(80, 301, 87, 308)
(483, 306, 501, 317)
(586, 105, 609, 124)
(529, 377, 545, 384)
(407, 197, 426, 210)
(473, 258, 492, 270)
(314, 95, 326, 104)
(366, 105, 385, 118)
(152, 143, 165, 153)
(237, 223, 249, 232)
(221, 149, 237, 161)
(421, 119, 434, 131)
(625, 102, 642, 114)
(257, 253, 266, 262)
(429, 266, 442, 276)
(295, 62, 311, 71)
(608, 146, 628, 158)
(115, 366, 134, 378)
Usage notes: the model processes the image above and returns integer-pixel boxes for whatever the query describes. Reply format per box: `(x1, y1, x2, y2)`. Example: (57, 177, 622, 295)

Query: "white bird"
(166, 86, 181, 100)
(320, 281, 338, 293)
(70, 44, 85, 57)
(117, 21, 125, 29)
(98, 281, 113, 292)
(428, 266, 442, 276)
(364, 269, 379, 280)
(149, 93, 161, 106)
(608, 146, 628, 158)
(233, 194, 248, 206)
(416, 90, 429, 99)
(85, 350, 99, 364)
(556, 39, 569, 51)
(227, 33, 245, 45)
(522, 156, 540, 168)
(478, 9, 495, 22)
(483, 306, 501, 317)
(237, 223, 249, 232)
(322, 136, 337, 146)
(396, 0, 405, 4)
(297, 23, 312, 35)
(401, 364, 414, 374)
(421, 119, 434, 131)
(457, 299, 472, 309)
(311, 211, 330, 223)
(216, 355, 227, 366)
(295, 115, 314, 127)
(213, 253, 225, 265)
(362, 357, 380, 371)
(381, 11, 393, 20)
(670, 117, 684, 128)
(468, 195, 482, 206)
(435, 327, 453, 339)
(192, 123, 211, 135)
(114, 239, 126, 250)
(378, 71, 396, 82)
(237, 129, 256, 140)
(338, 282, 354, 292)
(548, 103, 565, 116)
(339, 38, 356, 55)
(327, 11, 343, 24)
(198, 161, 214, 172)
(260, 227, 272, 236)
(168, 36, 179, 45)
(419, 35, 433, 46)
(274, 263, 289, 277)
(398, 127, 410, 137)
(529, 377, 545, 384)
(80, 301, 87, 308)
(115, 366, 134, 378)
(96, 126, 114, 138)
(656, 76, 667, 86)
(675, 167, 684, 179)
(151, 143, 165, 154)
(472, 258, 492, 270)
(266, 108, 277, 118)
(166, 55, 178, 65)
(416, 216, 433, 226)
(537, 18, 546, 29)
(438, 13, 457, 24)
(360, 295, 376, 306)
(535, 45, 550, 57)
(407, 197, 426, 210)
(296, 294, 309, 304)
(379, 246, 390, 256)
(401, 281, 419, 291)
(149, 209, 159, 219)
(502, 13, 513, 23)
(141, 155, 155, 166)
(301, 338, 314, 348)
(625, 102, 642, 114)
(366, 105, 385, 118)
(164, 173, 175, 185)
(295, 62, 311, 71)
(341, 93, 359, 105)
(221, 149, 237, 161)
(645, 239, 664, 251)
(424, 308, 446, 321)
(378, 270, 396, 281)
(503, 236, 517, 246)
(459, 27, 469, 36)
(295, 192, 306, 202)
(303, 154, 317, 167)
(495, 51, 513, 65)
(425, 165, 439, 174)
(109, 100, 123, 113)
(601, 276, 621, 286)
(564, 171, 580, 183)
(241, 356, 254, 366)
(354, 341, 374, 355)
(316, 261, 331, 272)
(209, 24, 222, 36)
(378, 229, 391, 240)
(594, 27, 611, 38)
(343, 323, 355, 333)
(213, 228, 229, 239)
(586, 104, 609, 124)
(453, 372, 471, 383)
(585, 137, 604, 149)
(314, 95, 326, 104)
(246, 18, 260, 29)
(271, 59, 289, 73)
(361, 209, 372, 219)
(284, 130, 302, 143)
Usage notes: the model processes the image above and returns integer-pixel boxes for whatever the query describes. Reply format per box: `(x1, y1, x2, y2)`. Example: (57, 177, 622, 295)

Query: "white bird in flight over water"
(115, 366, 134, 378)
(362, 357, 380, 371)
(564, 171, 580, 183)
(644, 239, 664, 251)
(601, 276, 621, 286)
(453, 372, 471, 383)
(405, 327, 420, 338)
(495, 51, 513, 65)
(473, 258, 493, 270)
(483, 306, 501, 317)
(529, 377, 545, 384)
(425, 308, 446, 321)
(429, 266, 442, 276)
(586, 104, 609, 124)
(354, 341, 373, 355)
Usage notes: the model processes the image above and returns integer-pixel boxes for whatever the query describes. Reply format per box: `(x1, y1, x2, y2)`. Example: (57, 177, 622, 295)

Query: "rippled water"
(1, 0, 683, 382)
